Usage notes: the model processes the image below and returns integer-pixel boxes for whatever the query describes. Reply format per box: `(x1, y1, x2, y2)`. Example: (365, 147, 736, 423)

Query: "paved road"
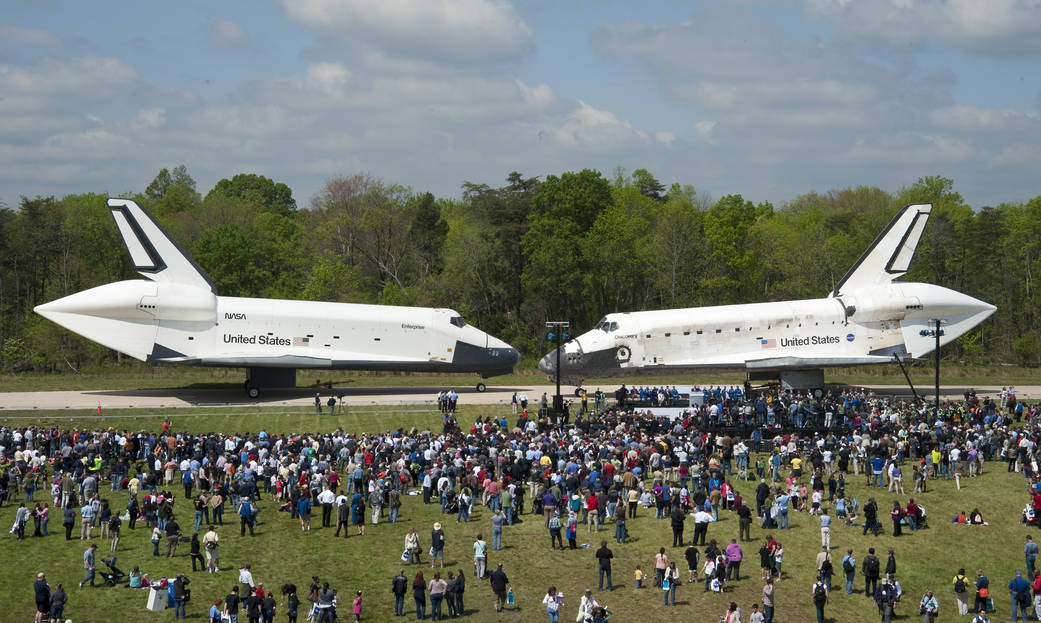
(0, 383, 1033, 412)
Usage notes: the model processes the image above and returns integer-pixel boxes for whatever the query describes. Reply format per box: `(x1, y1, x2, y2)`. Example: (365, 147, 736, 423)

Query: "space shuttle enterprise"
(540, 203, 996, 390)
(35, 199, 520, 396)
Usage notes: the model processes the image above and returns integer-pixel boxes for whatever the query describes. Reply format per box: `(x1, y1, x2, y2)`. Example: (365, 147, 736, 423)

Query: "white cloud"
(281, 0, 533, 65)
(843, 131, 976, 164)
(694, 120, 716, 143)
(209, 19, 248, 49)
(928, 104, 1040, 131)
(804, 0, 1041, 54)
(0, 25, 62, 47)
(133, 107, 167, 130)
(0, 56, 137, 96)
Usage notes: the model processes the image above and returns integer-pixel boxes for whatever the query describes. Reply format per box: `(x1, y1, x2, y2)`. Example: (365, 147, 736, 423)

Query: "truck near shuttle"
(35, 198, 520, 397)
(539, 203, 996, 390)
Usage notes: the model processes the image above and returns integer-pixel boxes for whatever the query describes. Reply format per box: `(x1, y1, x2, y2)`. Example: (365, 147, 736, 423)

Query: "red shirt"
(587, 495, 598, 511)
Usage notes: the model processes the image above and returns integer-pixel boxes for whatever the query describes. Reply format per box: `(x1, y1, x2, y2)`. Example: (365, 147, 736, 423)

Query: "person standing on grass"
(431, 522, 446, 569)
(166, 514, 182, 556)
(33, 572, 50, 623)
(351, 490, 365, 536)
(209, 599, 223, 623)
(391, 569, 408, 616)
(1027, 535, 1039, 580)
(202, 525, 219, 573)
(454, 567, 466, 615)
(653, 548, 669, 588)
(63, 504, 75, 541)
(473, 534, 488, 579)
(239, 564, 256, 598)
(428, 572, 447, 620)
(78, 543, 97, 588)
(953, 567, 970, 615)
(596, 540, 614, 591)
(297, 493, 312, 532)
(863, 547, 880, 597)
(920, 588, 939, 623)
(812, 575, 829, 623)
(189, 532, 204, 571)
(489, 564, 511, 613)
(336, 497, 350, 537)
(491, 509, 505, 551)
(224, 586, 242, 623)
(842, 548, 856, 595)
(173, 573, 190, 619)
(49, 582, 67, 623)
(412, 571, 427, 620)
(543, 585, 562, 623)
(1009, 570, 1032, 622)
(762, 578, 775, 623)
(663, 561, 680, 606)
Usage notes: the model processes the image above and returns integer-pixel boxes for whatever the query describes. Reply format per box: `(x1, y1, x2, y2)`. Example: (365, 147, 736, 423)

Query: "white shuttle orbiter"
(539, 203, 995, 389)
(35, 199, 520, 396)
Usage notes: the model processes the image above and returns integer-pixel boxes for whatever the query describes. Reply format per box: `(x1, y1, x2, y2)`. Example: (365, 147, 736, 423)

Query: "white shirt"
(238, 568, 254, 587)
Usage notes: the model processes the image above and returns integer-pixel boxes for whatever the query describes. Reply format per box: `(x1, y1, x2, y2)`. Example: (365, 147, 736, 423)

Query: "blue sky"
(2, 0, 1039, 210)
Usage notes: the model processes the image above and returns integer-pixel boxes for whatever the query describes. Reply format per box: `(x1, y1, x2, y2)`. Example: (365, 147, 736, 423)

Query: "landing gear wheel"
(574, 387, 584, 397)
(475, 382, 487, 393)
(247, 386, 260, 399)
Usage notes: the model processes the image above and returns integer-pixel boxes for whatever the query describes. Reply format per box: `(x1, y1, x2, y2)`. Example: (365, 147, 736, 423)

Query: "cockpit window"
(450, 316, 467, 328)
(594, 318, 619, 332)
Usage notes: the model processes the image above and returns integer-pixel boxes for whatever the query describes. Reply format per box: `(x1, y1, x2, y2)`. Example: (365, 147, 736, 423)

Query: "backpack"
(821, 559, 833, 574)
(954, 576, 966, 593)
(842, 557, 855, 574)
(865, 556, 879, 577)
(814, 583, 826, 601)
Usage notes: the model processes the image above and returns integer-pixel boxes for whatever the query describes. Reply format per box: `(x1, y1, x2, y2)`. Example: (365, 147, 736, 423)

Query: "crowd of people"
(2, 383, 1039, 622)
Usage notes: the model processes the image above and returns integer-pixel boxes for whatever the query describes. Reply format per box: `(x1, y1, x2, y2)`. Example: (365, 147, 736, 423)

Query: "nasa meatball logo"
(846, 333, 855, 342)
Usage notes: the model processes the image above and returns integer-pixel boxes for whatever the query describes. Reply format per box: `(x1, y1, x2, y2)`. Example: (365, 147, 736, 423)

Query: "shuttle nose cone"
(538, 351, 556, 376)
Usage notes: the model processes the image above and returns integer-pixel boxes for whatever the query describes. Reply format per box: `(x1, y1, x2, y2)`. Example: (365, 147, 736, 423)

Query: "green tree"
(632, 168, 666, 202)
(143, 165, 200, 217)
(700, 194, 770, 304)
(407, 192, 449, 280)
(206, 173, 297, 217)
(521, 169, 613, 329)
(191, 224, 257, 296)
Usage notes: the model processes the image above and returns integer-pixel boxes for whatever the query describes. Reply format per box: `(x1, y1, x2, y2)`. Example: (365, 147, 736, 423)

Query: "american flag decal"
(760, 339, 776, 349)
(293, 336, 310, 347)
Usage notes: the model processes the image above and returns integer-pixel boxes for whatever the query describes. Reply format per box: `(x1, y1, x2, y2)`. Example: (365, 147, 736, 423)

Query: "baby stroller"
(99, 556, 126, 587)
(916, 504, 929, 529)
(590, 605, 611, 623)
(443, 489, 458, 514)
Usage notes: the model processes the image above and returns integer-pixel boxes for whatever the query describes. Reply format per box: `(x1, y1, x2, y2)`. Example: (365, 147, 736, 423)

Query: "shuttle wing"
(745, 355, 894, 369)
(831, 203, 931, 297)
(108, 198, 217, 294)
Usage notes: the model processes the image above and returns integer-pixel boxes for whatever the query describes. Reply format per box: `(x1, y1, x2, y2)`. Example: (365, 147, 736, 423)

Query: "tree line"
(2, 166, 1038, 372)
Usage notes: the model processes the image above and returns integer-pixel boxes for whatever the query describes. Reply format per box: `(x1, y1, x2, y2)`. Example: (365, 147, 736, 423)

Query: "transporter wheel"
(475, 382, 487, 393)
(247, 386, 260, 399)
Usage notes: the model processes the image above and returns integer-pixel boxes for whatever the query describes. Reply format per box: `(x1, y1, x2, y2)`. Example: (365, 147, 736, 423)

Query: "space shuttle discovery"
(539, 203, 996, 389)
(35, 199, 520, 396)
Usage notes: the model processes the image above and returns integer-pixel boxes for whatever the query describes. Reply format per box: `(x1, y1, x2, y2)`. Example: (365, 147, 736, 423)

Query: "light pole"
(920, 319, 945, 419)
(546, 321, 570, 417)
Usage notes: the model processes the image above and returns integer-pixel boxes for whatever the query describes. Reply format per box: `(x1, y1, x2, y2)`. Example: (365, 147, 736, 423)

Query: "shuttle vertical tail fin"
(107, 198, 216, 294)
(831, 203, 931, 297)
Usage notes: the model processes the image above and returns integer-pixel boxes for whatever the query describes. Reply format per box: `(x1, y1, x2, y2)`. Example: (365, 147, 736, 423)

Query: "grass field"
(0, 404, 1036, 623)
(2, 362, 1039, 394)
